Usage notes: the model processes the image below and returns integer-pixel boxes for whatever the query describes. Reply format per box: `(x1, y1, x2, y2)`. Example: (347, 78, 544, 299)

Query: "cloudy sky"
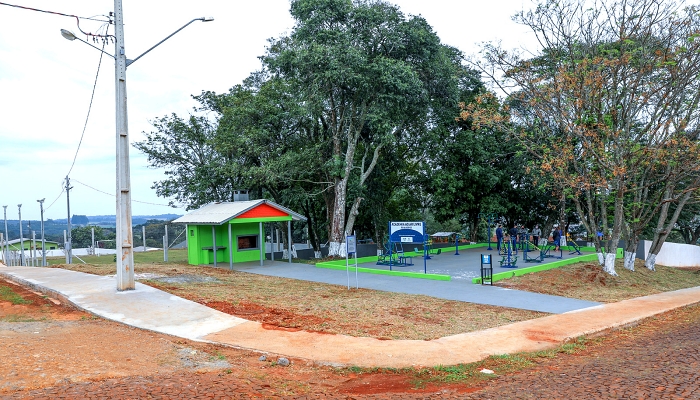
(0, 0, 536, 221)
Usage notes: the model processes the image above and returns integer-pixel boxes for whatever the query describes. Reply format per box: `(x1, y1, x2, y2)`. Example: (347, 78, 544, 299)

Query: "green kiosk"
(173, 198, 306, 268)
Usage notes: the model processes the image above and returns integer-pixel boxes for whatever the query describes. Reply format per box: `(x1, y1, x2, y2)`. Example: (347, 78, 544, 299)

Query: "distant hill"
(1, 214, 183, 238)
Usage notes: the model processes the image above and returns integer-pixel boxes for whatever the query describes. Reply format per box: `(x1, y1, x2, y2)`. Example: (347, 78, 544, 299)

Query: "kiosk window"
(237, 235, 259, 250)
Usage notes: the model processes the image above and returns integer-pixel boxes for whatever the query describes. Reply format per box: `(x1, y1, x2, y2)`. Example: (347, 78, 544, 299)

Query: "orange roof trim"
(237, 203, 289, 219)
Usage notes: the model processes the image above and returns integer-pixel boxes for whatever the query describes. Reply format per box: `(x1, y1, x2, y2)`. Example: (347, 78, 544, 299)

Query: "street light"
(62, 2, 213, 290)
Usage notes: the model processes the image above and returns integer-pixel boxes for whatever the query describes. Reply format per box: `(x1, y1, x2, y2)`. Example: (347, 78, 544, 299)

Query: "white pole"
(114, 0, 135, 290)
(18, 204, 24, 266)
(91, 227, 95, 256)
(2, 206, 8, 265)
(38, 198, 46, 266)
(32, 231, 36, 267)
(142, 226, 147, 252)
(0, 233, 3, 263)
(288, 221, 292, 263)
(164, 224, 169, 262)
(65, 176, 73, 264)
(63, 230, 67, 263)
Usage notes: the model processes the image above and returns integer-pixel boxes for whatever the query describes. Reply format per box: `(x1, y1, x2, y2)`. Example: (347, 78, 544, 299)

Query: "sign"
(346, 235, 357, 255)
(389, 221, 425, 244)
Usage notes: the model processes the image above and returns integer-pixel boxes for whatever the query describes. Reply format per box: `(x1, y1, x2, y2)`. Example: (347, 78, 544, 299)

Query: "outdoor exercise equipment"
(499, 240, 518, 268)
(568, 235, 582, 255)
(381, 221, 427, 273)
(377, 240, 413, 267)
(540, 241, 563, 259)
(478, 212, 497, 250)
(523, 240, 543, 263)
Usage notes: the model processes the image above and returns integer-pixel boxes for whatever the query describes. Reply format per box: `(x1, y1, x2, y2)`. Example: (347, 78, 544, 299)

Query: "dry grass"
(49, 253, 700, 340)
(497, 259, 700, 303)
(50, 260, 545, 341)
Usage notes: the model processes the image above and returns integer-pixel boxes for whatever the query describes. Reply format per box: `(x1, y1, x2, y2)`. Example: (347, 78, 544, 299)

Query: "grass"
(46, 249, 189, 266)
(0, 314, 45, 322)
(0, 286, 32, 305)
(337, 336, 592, 389)
(497, 259, 700, 303)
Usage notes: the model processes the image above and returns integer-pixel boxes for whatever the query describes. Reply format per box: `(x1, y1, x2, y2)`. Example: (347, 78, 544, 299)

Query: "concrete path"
(3, 265, 700, 368)
(226, 261, 601, 314)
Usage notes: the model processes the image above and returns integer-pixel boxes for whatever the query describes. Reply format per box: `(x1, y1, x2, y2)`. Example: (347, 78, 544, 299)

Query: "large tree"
(262, 0, 464, 256)
(471, 0, 700, 274)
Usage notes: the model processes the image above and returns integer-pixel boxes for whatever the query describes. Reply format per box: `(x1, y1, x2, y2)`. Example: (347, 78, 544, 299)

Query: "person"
(552, 225, 561, 251)
(509, 224, 519, 249)
(495, 224, 503, 252)
(532, 224, 541, 246)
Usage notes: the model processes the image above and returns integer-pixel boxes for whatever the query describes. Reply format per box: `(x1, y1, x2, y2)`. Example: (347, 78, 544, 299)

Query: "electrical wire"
(72, 179, 177, 208)
(0, 2, 113, 40)
(66, 38, 106, 178)
(45, 188, 65, 212)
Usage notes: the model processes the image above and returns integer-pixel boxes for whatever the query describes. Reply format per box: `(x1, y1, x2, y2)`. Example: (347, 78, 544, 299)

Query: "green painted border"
(315, 252, 451, 281)
(472, 248, 624, 284)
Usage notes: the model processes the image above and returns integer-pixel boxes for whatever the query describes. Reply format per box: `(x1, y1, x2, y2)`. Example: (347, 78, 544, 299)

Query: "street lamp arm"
(61, 29, 116, 59)
(126, 17, 213, 67)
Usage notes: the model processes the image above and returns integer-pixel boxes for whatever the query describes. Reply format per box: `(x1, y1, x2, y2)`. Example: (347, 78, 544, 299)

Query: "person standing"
(495, 224, 503, 252)
(509, 224, 519, 250)
(532, 224, 541, 246)
(552, 225, 561, 251)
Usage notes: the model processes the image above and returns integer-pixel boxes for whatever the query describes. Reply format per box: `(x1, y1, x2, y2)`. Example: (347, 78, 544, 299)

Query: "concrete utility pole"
(163, 223, 169, 262)
(3, 205, 8, 264)
(61, 1, 212, 290)
(17, 204, 23, 266)
(114, 0, 135, 290)
(65, 176, 73, 264)
(37, 198, 46, 266)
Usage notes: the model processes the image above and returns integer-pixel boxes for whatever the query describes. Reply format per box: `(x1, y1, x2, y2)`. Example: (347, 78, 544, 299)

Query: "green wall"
(186, 218, 291, 266)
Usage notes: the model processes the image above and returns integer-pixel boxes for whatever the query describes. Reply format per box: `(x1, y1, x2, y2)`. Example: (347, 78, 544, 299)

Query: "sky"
(0, 0, 537, 221)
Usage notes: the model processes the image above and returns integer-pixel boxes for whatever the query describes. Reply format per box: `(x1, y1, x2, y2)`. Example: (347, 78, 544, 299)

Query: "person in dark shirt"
(552, 226, 561, 251)
(509, 224, 518, 249)
(495, 224, 503, 251)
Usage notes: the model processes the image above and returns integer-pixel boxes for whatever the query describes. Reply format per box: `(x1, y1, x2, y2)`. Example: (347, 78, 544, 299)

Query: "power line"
(66, 37, 107, 177)
(0, 2, 112, 39)
(72, 179, 178, 208)
(0, 2, 110, 21)
(45, 187, 65, 212)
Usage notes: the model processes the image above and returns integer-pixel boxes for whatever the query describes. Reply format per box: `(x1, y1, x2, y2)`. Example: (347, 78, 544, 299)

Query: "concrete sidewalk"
(2, 265, 700, 368)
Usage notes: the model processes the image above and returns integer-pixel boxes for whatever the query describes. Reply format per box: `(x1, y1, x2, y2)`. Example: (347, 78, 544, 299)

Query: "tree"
(471, 0, 700, 274)
(262, 0, 464, 256)
(134, 114, 229, 210)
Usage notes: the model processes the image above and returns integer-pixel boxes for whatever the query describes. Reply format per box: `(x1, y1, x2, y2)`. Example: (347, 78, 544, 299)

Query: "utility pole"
(2, 205, 8, 265)
(37, 198, 46, 266)
(17, 204, 24, 266)
(164, 223, 169, 262)
(115, 0, 135, 290)
(65, 176, 73, 264)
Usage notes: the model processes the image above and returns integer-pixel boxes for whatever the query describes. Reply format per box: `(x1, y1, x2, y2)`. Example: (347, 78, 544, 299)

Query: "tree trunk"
(646, 189, 694, 271)
(328, 176, 348, 257)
